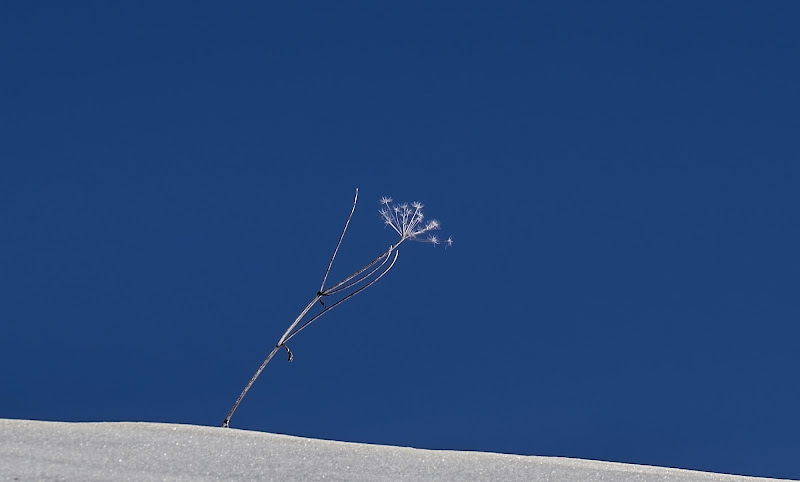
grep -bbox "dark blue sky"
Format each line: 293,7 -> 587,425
2,1 -> 799,479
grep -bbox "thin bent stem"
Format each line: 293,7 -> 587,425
222,344 -> 281,428
319,189 -> 358,294
222,294 -> 321,428
324,239 -> 404,294
276,295 -> 322,347
324,245 -> 394,295
284,250 -> 399,344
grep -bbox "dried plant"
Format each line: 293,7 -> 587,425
222,189 -> 450,428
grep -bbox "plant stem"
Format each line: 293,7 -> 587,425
221,190 -> 419,428
222,294 -> 322,427
283,250 -> 398,345
221,345 -> 280,428
319,189 -> 358,293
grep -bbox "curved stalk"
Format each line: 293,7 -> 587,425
284,250 -> 399,344
221,293 -> 321,427
325,238 -> 404,294
324,247 -> 394,296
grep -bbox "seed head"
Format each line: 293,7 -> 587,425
379,196 -> 452,246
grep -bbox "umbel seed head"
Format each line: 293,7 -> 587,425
379,196 -> 452,246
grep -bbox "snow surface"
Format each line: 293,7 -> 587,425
0,419 -> 788,482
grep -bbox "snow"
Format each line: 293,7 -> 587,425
0,419 -> 787,481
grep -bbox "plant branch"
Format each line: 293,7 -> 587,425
221,294 -> 321,428
284,250 -> 399,344
319,188 -> 358,294
324,246 -> 394,296
221,344 -> 280,428
324,239 -> 404,294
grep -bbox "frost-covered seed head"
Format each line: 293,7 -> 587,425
379,196 -> 451,246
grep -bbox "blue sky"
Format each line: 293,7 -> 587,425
1,1 -> 799,479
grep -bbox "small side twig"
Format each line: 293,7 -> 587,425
319,189 -> 358,294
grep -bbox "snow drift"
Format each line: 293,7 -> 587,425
0,419 -> 787,481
